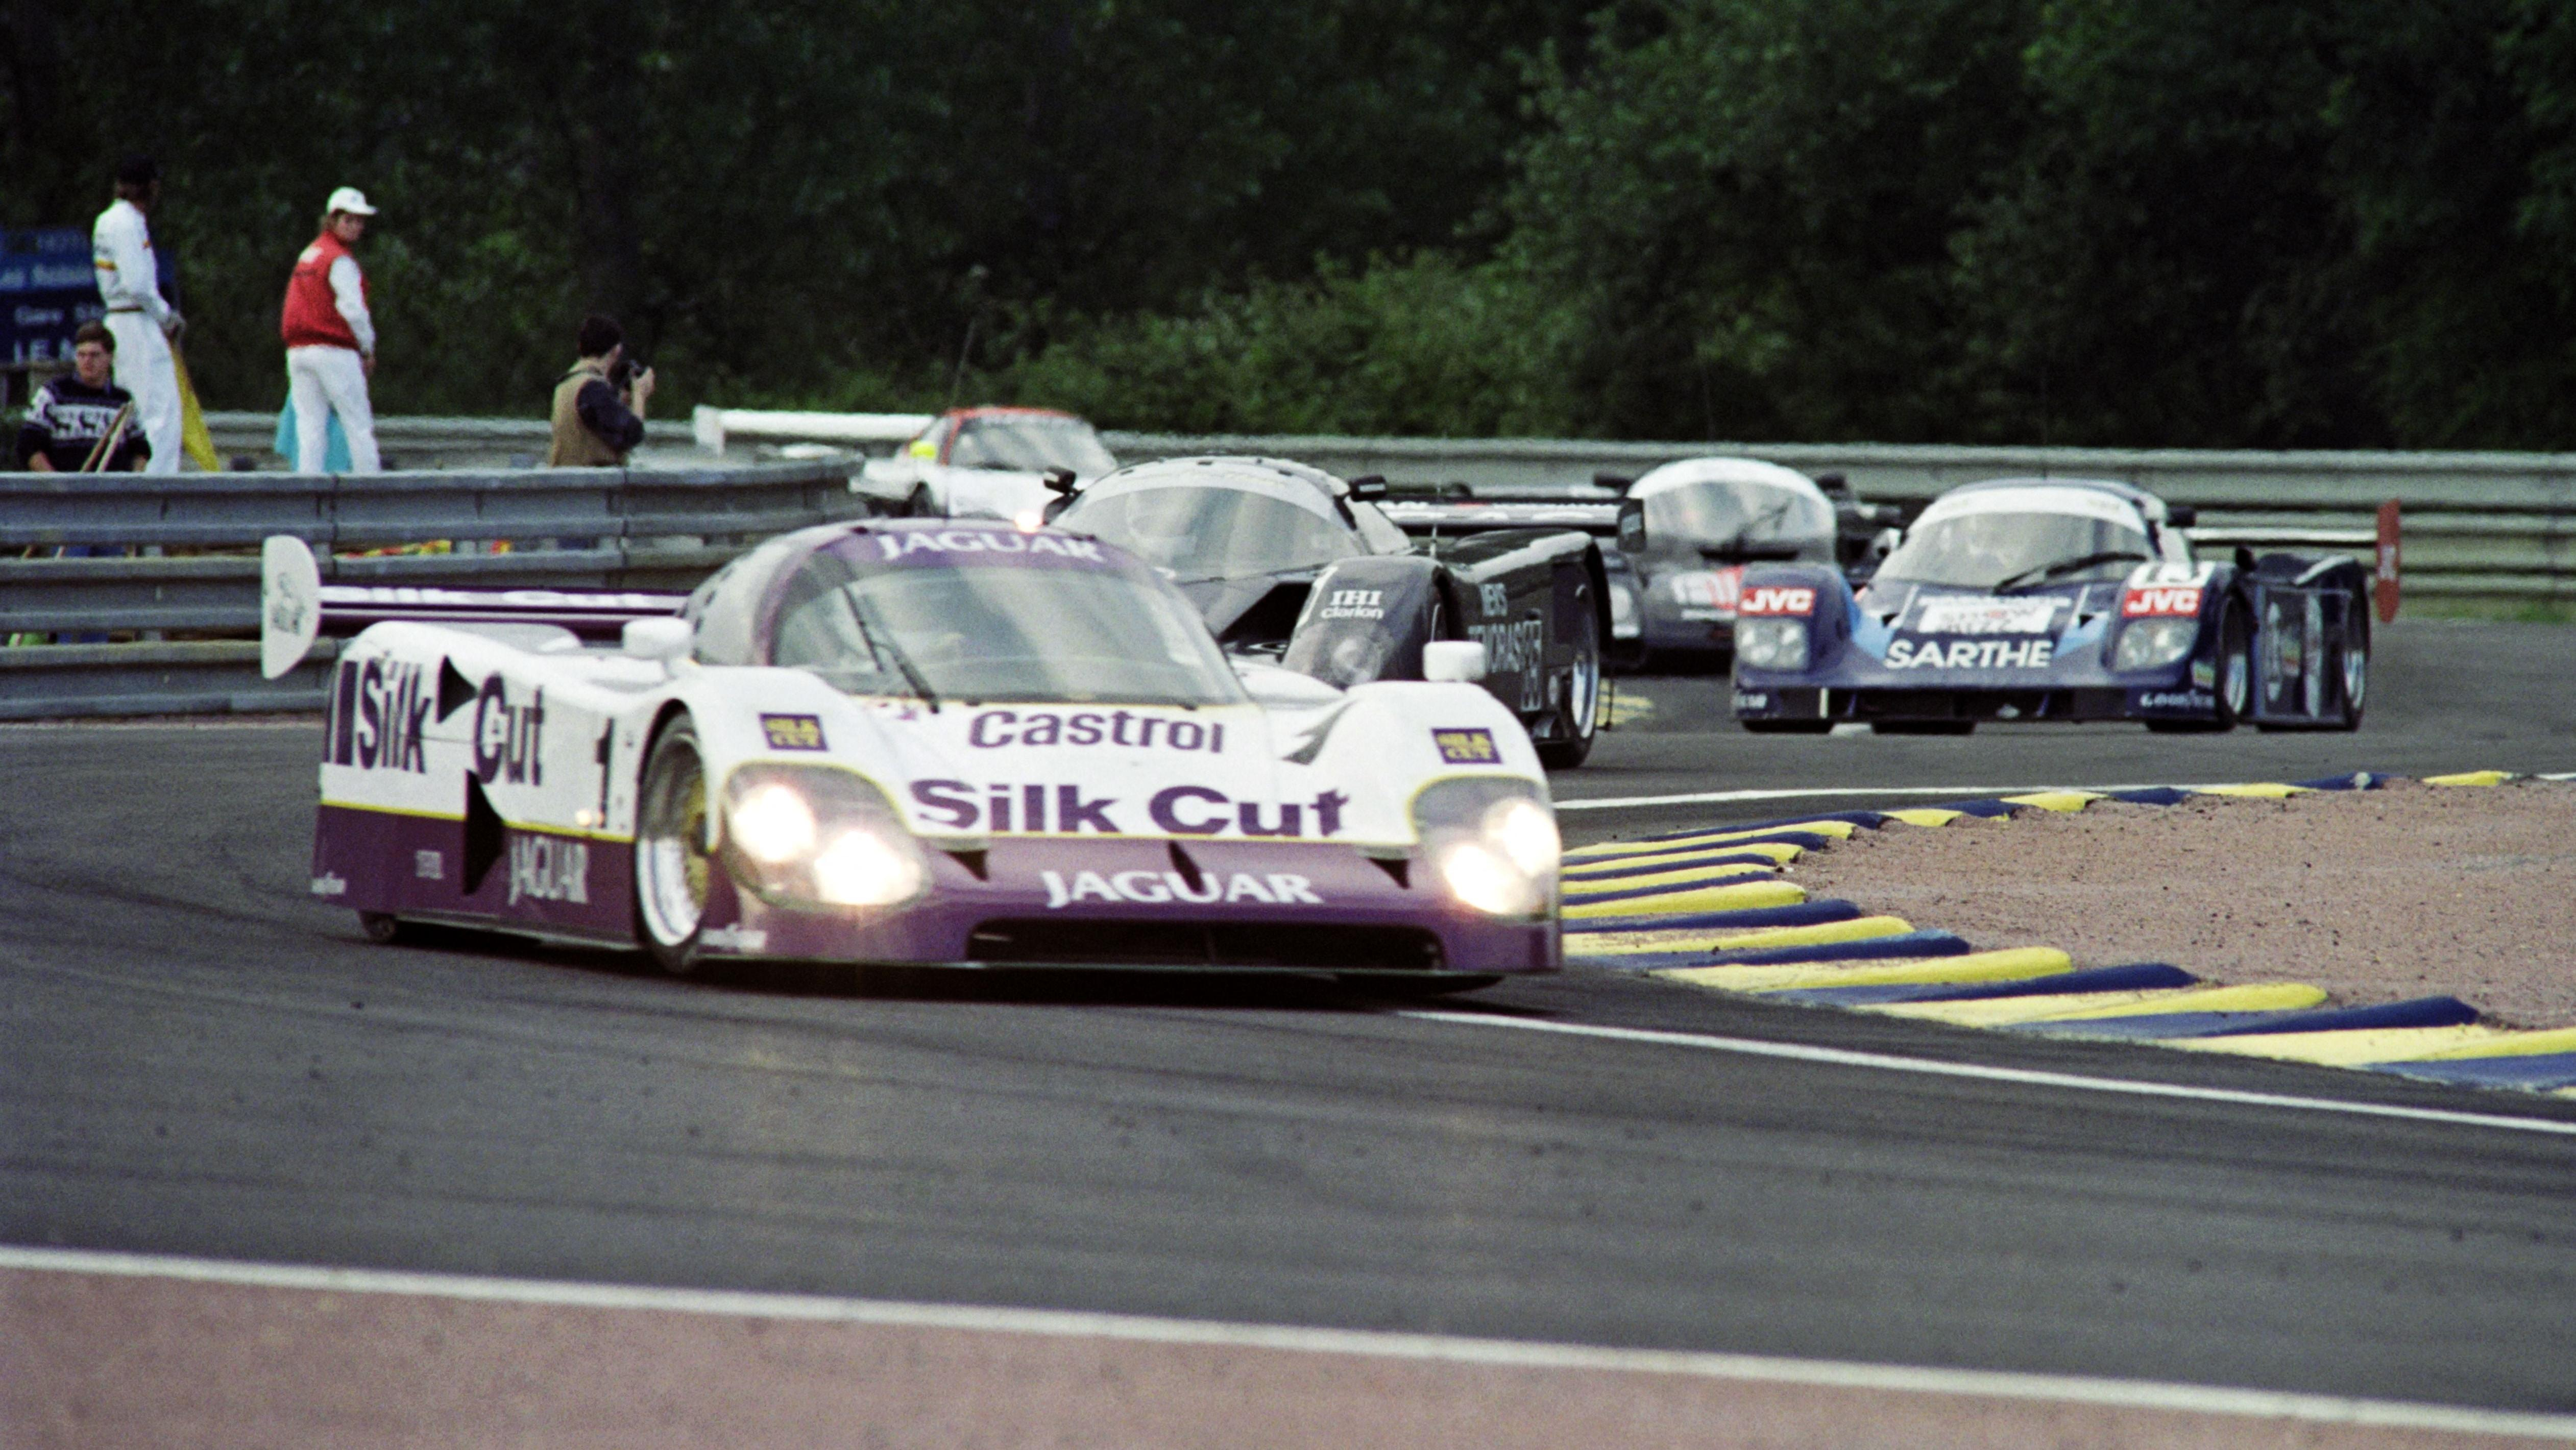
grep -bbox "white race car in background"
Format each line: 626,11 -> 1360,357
262,519 -> 1559,987
855,407 -> 1119,524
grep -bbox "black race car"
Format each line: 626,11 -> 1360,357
1730,477 -> 2372,734
1053,456 -> 1611,767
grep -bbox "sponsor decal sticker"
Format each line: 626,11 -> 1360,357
1316,588 -> 1384,621
471,677 -> 545,785
1479,582 -> 1510,615
1431,727 -> 1500,765
1670,568 -> 1744,611
2191,658 -> 2217,687
908,780 -> 1349,839
1466,617 -> 1546,706
873,530 -> 1103,562
1040,869 -> 1325,909
310,872 -> 348,897
329,657 -> 430,774
506,833 -> 589,906
966,708 -> 1225,754
700,924 -> 769,951
2139,690 -> 2216,710
1731,690 -> 1771,710
414,850 -> 445,881
2122,586 -> 2203,618
1912,596 -> 2059,635
761,714 -> 828,751
1885,637 -> 2057,670
1737,585 -> 1816,617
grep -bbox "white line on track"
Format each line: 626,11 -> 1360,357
1405,1011 -> 2576,1139
1553,782 -> 2166,812
7,1243 -> 2574,1439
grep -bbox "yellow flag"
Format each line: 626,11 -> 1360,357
171,347 -> 222,472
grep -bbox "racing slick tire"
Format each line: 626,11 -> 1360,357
2148,597 -> 2252,734
1871,720 -> 1975,735
634,716 -> 730,976
2330,592 -> 2369,731
357,911 -> 411,944
1535,580 -> 1602,770
1740,719 -> 1834,735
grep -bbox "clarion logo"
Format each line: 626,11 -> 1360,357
2122,586 -> 2203,618
1737,586 -> 1816,617
1040,870 -> 1324,908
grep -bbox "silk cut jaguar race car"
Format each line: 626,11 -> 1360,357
1729,478 -> 2371,734
259,519 -> 1560,986
1052,456 -> 1611,768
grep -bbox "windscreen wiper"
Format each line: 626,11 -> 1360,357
838,589 -> 941,712
1993,549 -> 2150,593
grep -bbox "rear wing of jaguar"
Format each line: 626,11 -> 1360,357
1377,501 -> 1622,538
258,536 -> 688,679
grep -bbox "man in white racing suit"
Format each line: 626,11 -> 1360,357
90,155 -> 183,475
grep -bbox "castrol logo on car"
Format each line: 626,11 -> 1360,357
2121,586 -> 2202,618
1737,585 -> 1817,617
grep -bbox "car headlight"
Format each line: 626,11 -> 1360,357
2113,617 -> 2198,671
1735,617 -> 1809,671
1412,777 -> 1557,919
721,764 -> 929,910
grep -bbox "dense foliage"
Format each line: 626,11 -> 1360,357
5,0 -> 2574,446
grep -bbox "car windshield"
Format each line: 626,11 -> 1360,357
1643,480 -> 1833,549
946,415 -> 1118,475
1062,484 -> 1364,583
768,547 -> 1243,705
1878,510 -> 2155,591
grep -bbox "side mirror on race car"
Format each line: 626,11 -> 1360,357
1422,640 -> 1489,683
622,616 -> 694,662
2165,505 -> 2198,528
1041,468 -> 1078,496
1870,526 -> 1901,560
1616,498 -> 1646,552
259,534 -> 325,680
1347,474 -> 1389,501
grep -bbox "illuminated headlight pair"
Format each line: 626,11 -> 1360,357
2113,618 -> 2198,671
722,765 -> 929,909
1734,618 -> 1809,670
1413,778 -> 1559,919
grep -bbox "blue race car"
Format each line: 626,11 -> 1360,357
1729,478 -> 2371,735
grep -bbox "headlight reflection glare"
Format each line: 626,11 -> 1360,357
811,827 -> 928,906
1488,796 -> 1560,878
1412,777 -> 1557,919
1438,842 -> 1532,916
732,783 -> 818,863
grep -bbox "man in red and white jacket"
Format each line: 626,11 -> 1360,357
279,186 -> 382,473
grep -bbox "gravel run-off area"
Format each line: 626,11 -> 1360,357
1787,779 -> 2576,1028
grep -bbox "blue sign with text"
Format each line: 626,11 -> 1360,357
2,228 -> 105,367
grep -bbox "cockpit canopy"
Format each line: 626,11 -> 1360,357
1875,481 -> 2190,593
1058,457 -> 1409,583
683,522 -> 1246,706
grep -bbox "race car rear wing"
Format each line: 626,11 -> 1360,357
259,535 -> 688,679
1377,500 -> 1622,537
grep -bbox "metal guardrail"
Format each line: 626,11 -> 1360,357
0,458 -> 859,720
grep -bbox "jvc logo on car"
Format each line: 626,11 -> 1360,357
2122,587 -> 2202,617
473,677 -> 545,785
1738,586 -> 1815,616
506,833 -> 588,906
327,657 -> 429,773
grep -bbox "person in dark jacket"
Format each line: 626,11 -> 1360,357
15,323 -> 151,473
545,314 -> 655,466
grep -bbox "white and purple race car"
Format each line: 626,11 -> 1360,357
260,519 -> 1560,988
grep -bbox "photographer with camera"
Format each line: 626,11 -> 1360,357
545,314 -> 655,466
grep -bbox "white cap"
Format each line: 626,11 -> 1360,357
325,186 -> 378,217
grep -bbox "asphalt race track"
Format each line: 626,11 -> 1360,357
5,617 -> 2575,1419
